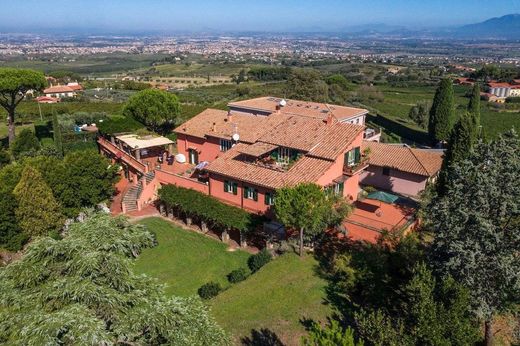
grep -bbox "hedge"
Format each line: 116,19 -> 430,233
158,184 -> 264,233
97,116 -> 145,135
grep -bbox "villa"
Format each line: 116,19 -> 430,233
97,96 -> 442,242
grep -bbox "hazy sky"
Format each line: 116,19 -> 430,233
1,0 -> 519,33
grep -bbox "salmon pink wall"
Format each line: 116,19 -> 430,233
136,178 -> 160,210
176,134 -> 224,163
155,169 -> 209,194
316,131 -> 364,201
209,174 -> 273,214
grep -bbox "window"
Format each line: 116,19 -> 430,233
264,192 -> 274,205
224,180 -> 238,195
243,186 -> 258,201
382,167 -> 391,176
278,147 -> 291,163
188,149 -> 199,165
220,139 -> 232,152
334,182 -> 344,196
344,147 -> 361,167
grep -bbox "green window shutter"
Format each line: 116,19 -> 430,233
253,189 -> 258,201
243,186 -> 249,198
354,147 -> 361,163
264,192 -> 270,205
224,180 -> 229,192
339,182 -> 344,195
232,182 -> 238,195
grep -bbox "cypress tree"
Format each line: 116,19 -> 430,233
13,165 -> 64,237
437,113 -> 476,195
467,83 -> 481,139
428,78 -> 455,145
52,111 -> 63,156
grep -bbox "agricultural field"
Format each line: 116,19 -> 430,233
363,84 -> 520,142
0,54 -> 166,75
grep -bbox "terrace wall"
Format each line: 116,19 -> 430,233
155,169 -> 209,194
359,166 -> 427,197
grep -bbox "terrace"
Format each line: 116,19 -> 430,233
237,143 -> 304,172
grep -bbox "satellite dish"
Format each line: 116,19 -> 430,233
279,99 -> 287,107
232,133 -> 240,141
175,153 -> 186,163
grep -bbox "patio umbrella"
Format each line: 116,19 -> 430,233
195,161 -> 209,170
366,191 -> 399,204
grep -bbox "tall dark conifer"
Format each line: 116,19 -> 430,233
437,113 -> 476,195
467,82 -> 481,139
52,111 -> 63,157
428,78 -> 455,145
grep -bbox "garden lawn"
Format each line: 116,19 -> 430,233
133,217 -> 249,297
211,253 -> 332,346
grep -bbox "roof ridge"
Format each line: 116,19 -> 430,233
408,147 -> 431,176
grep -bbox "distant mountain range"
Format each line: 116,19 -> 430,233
339,14 -> 520,39
453,14 -> 520,39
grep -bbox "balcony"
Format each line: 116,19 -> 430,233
363,127 -> 382,142
344,158 -> 370,176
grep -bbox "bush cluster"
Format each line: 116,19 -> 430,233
97,116 -> 145,135
248,249 -> 272,273
198,282 -> 222,300
159,185 -> 264,232
227,268 -> 250,284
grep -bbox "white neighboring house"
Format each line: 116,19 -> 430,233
43,85 -> 76,99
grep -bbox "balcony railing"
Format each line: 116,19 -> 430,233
344,158 -> 370,176
98,137 -> 148,173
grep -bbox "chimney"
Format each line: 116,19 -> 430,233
325,112 -> 334,125
212,122 -> 217,132
227,110 -> 233,122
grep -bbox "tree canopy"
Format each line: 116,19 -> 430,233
427,130 -> 520,345
10,128 -> 41,159
13,165 -> 64,237
428,78 -> 456,145
0,68 -> 47,145
275,183 -> 331,256
285,68 -> 329,103
0,213 -> 229,345
123,89 -> 181,132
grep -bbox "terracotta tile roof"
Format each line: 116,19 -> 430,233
43,85 -> 75,93
205,143 -> 334,190
228,96 -> 368,121
362,141 -> 443,177
237,142 -> 278,157
174,109 -> 285,143
487,82 -> 512,88
259,116 -> 364,160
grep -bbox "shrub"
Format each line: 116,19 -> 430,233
198,282 -> 222,300
248,249 -> 272,273
11,129 -> 41,159
97,116 -> 145,135
227,268 -> 250,284
159,185 -> 264,233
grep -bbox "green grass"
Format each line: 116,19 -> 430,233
133,217 -> 249,297
133,217 -> 331,345
211,253 -> 332,345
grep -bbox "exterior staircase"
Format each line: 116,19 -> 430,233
122,172 -> 155,213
